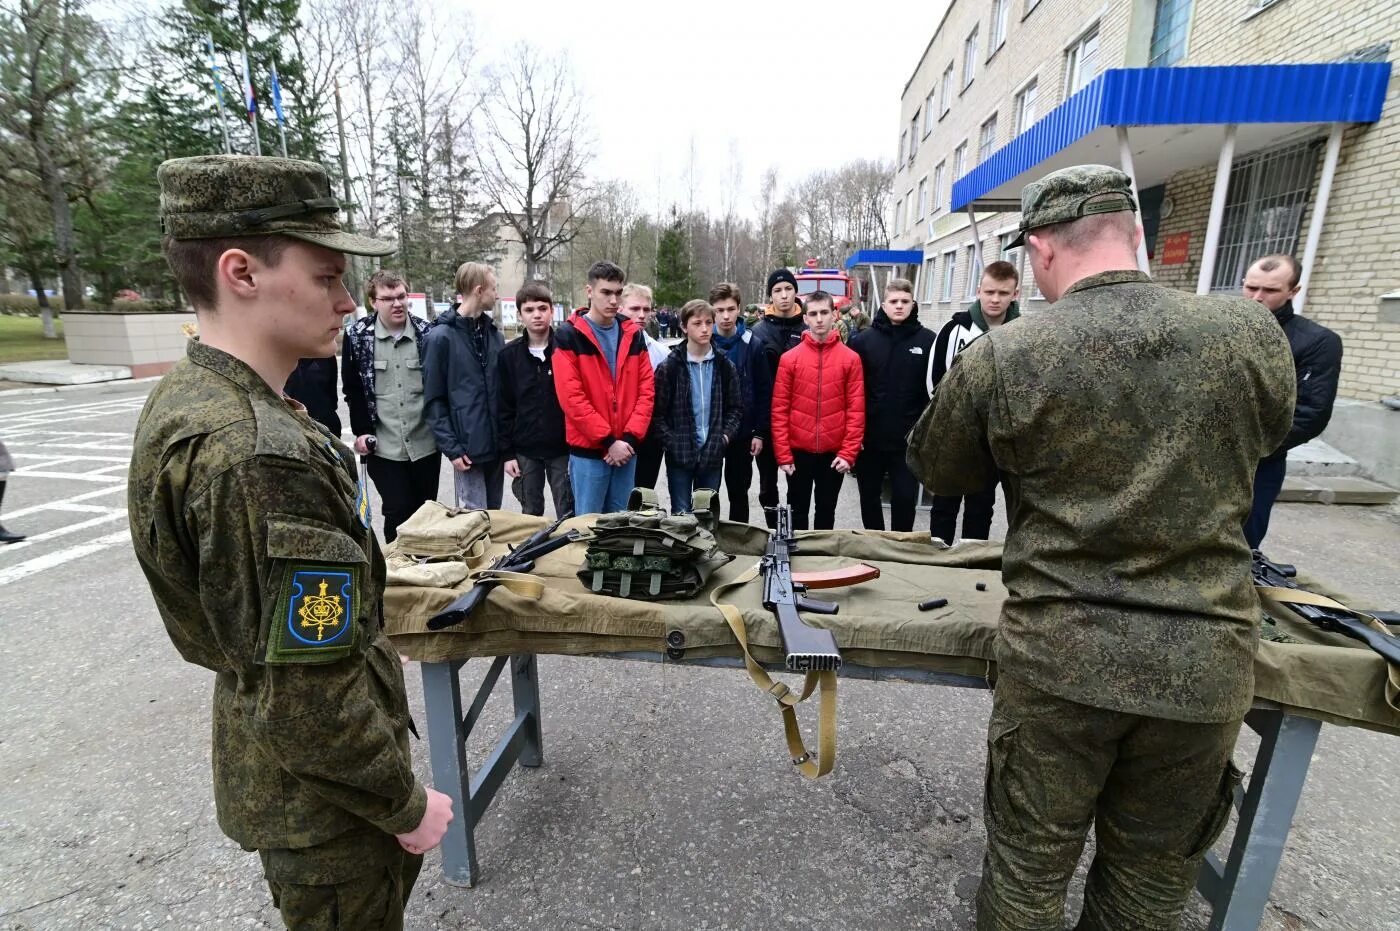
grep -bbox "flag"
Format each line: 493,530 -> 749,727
205,34 -> 226,108
241,48 -> 257,119
269,64 -> 286,126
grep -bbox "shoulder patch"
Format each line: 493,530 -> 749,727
266,564 -> 358,664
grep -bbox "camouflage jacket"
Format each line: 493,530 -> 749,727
907,270 -> 1295,723
128,339 -> 425,858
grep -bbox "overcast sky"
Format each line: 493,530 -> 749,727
465,0 -> 951,215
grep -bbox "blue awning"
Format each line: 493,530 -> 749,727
951,62 -> 1391,213
844,249 -> 924,269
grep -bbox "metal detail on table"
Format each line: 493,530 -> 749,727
420,651 -> 1324,928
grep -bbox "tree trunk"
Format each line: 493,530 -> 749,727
26,266 -> 57,339
31,130 -> 84,311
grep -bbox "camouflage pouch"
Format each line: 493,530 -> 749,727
577,487 -> 732,600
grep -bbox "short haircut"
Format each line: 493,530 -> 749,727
884,277 -> 914,297
679,299 -> 715,325
804,290 -> 834,311
981,260 -> 1020,285
621,282 -> 653,303
365,269 -> 407,309
587,260 -> 625,285
454,261 -> 494,298
1249,254 -> 1302,289
1033,211 -> 1136,253
709,282 -> 742,305
162,234 -> 293,313
516,281 -> 553,307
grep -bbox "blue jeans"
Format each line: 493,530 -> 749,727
1244,456 -> 1287,549
569,454 -> 637,516
667,463 -> 722,514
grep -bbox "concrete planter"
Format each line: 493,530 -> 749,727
61,311 -> 195,378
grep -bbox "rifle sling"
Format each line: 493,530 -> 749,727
710,563 -> 837,779
1258,586 -> 1400,706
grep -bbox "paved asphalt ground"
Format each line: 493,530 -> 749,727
2,379 -> 1398,931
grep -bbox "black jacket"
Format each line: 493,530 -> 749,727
712,322 -> 772,442
497,332 -> 568,461
421,307 -> 505,462
750,311 -> 807,372
849,310 -> 937,451
653,344 -> 743,472
285,357 -> 341,436
1266,301 -> 1343,461
928,309 -> 986,390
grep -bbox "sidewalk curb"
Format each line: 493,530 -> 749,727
0,375 -> 163,398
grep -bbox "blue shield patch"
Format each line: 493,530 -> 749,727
266,565 -> 358,664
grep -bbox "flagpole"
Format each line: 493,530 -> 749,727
241,47 -> 261,154
206,34 -> 232,154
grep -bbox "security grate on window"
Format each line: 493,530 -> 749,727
1210,138 -> 1320,293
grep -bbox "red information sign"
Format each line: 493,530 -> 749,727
1161,232 -> 1191,266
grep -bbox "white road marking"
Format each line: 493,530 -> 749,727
47,502 -> 122,514
4,484 -> 127,519
8,470 -> 125,484
0,510 -> 130,553
9,452 -> 131,463
0,530 -> 132,587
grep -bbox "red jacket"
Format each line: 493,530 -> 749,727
771,330 -> 865,465
553,309 -> 656,457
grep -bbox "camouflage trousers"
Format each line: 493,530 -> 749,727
260,836 -> 423,931
977,675 -> 1243,931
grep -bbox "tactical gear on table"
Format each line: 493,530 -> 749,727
578,488 -> 732,599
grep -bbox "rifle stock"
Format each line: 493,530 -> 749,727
426,520 -> 578,630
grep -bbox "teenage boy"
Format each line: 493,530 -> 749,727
926,260 -> 1022,543
771,291 -> 865,530
849,278 -> 936,531
342,269 -> 439,542
129,155 -> 451,928
423,262 -> 505,509
750,268 -> 807,527
709,282 -> 771,524
498,282 -> 573,518
553,261 -> 655,514
620,282 -> 669,490
654,299 -> 742,513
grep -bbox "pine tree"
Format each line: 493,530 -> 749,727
654,215 -> 696,310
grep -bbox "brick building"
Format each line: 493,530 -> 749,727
887,0 -> 1397,400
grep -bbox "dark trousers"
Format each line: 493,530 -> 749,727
262,846 -> 423,931
978,676 -> 1241,931
787,450 -> 844,531
512,453 -> 573,517
365,453 -> 442,543
722,440 -> 755,524
756,442 -> 782,528
634,433 -> 664,491
1245,456 -> 1287,550
854,446 -> 920,532
929,482 -> 997,544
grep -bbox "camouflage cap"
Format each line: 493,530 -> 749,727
158,155 -> 394,257
1008,164 -> 1137,247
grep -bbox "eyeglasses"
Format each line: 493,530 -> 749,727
374,295 -> 408,305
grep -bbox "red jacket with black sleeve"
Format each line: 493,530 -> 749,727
553,309 -> 656,458
771,330 -> 865,465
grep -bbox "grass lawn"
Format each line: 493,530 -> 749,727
0,315 -> 67,364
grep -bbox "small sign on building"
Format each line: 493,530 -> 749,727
406,293 -> 430,319
1161,232 -> 1191,266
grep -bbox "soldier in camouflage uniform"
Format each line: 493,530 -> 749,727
906,165 -> 1296,930
128,155 -> 453,930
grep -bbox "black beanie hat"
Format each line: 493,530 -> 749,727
766,268 -> 798,296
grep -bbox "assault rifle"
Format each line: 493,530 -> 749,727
427,514 -> 579,630
1252,550 -> 1400,665
761,505 -> 880,672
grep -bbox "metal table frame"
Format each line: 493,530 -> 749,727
420,653 -> 1321,931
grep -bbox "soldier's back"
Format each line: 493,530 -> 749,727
982,270 -> 1294,723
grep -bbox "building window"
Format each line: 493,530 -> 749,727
990,0 -> 1011,52
923,90 -> 935,134
999,231 -> 1025,292
1025,0 -> 1042,13
1065,23 -> 1101,96
910,113 -> 920,162
923,258 -> 938,302
1014,79 -> 1039,134
940,64 -> 954,115
1149,0 -> 1193,68
932,162 -> 946,215
963,27 -> 979,89
906,189 -> 916,231
1211,138 -> 1320,292
894,198 -> 904,236
941,250 -> 957,301
965,245 -> 982,299
978,114 -> 999,164
899,130 -> 907,166
917,177 -> 928,220
953,142 -> 967,179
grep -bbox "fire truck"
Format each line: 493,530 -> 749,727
793,258 -> 858,314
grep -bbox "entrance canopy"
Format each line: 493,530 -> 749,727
951,63 -> 1390,213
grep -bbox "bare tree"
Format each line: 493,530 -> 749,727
718,140 -> 742,281
474,44 -> 593,281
